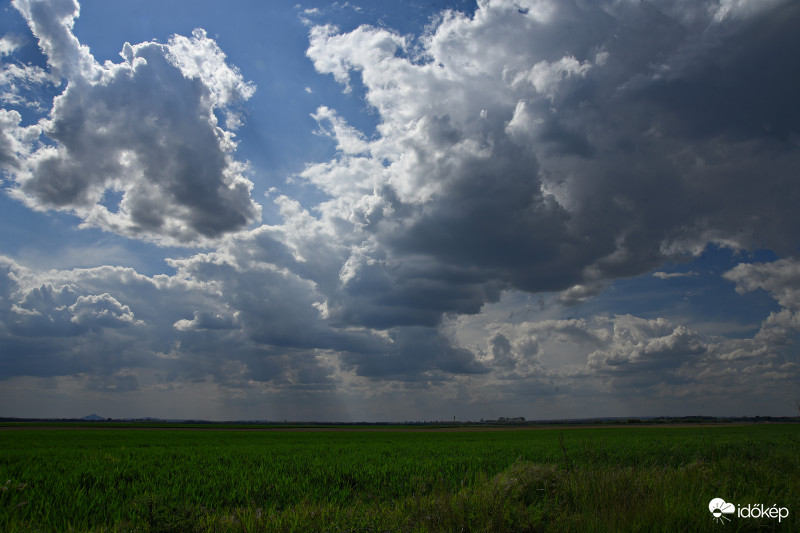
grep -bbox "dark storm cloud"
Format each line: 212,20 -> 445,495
333,249 -> 504,328
0,256 -> 309,388
166,232 -> 491,381
490,332 -> 517,369
304,0 -> 800,328
0,258 -> 154,379
389,147 -> 577,294
339,325 -> 489,380
637,2 -> 800,143
0,257 -> 252,388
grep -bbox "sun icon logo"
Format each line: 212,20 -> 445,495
709,498 -> 736,524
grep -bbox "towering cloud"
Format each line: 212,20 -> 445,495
299,0 -> 800,325
5,0 -> 260,244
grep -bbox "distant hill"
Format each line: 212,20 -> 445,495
81,414 -> 105,421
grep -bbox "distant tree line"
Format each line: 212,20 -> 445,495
479,417 -> 526,425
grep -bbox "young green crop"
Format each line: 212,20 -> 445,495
0,424 -> 797,531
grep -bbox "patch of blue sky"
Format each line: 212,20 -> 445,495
0,191 -> 178,275
97,188 -> 123,213
575,245 -> 782,338
0,9 -> 57,122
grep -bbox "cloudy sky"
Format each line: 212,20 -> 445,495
1,0 -> 798,421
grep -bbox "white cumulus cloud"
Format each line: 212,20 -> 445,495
4,0 -> 261,245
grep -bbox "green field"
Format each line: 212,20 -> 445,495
1,424 -> 798,531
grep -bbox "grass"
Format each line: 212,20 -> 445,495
0,424 -> 798,531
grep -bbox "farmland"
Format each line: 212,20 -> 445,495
1,424 -> 798,531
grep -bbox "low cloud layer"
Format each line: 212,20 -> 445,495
1,0 -> 798,419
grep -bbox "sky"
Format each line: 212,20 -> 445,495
0,0 -> 798,421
